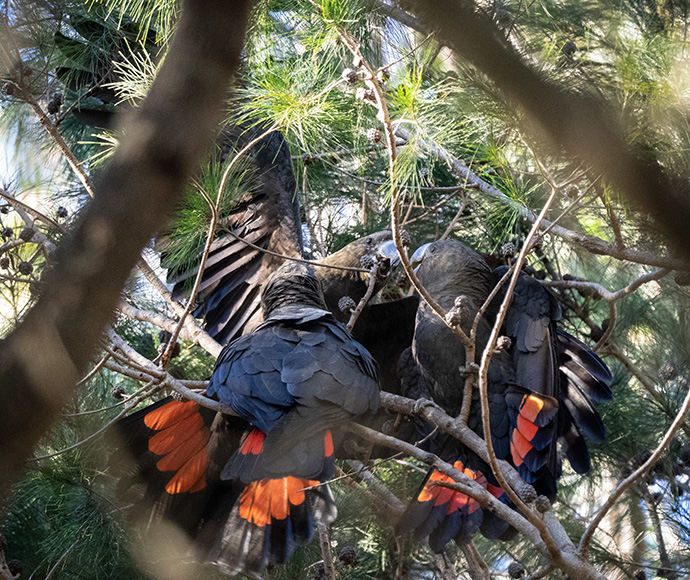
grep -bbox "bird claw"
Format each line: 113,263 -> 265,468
445,296 -> 471,327
494,336 -> 512,353
413,398 -> 434,414
458,363 -> 479,377
171,390 -> 187,402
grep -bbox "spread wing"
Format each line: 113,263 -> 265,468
162,126 -> 302,344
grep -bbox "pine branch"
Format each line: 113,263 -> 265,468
578,379 -> 690,557
394,126 -> 688,271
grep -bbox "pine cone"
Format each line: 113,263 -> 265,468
590,325 -> 604,342
338,545 -> 357,566
516,482 -> 537,503
339,296 -> 356,314
0,257 -> 9,269
496,336 -> 512,351
0,205 -> 9,214
2,227 -> 12,239
111,385 -> 126,399
56,206 -> 68,219
508,561 -> 525,578
19,227 -> 35,242
171,390 -> 187,402
366,128 -> 382,143
7,559 -> 22,577
534,495 -> 551,513
2,83 -> 14,96
341,68 -> 358,84
47,92 -> 62,114
500,242 -> 516,259
399,229 -> 411,247
17,261 -> 32,276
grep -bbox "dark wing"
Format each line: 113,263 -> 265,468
556,329 -> 612,473
162,126 -> 302,345
495,268 -> 562,496
495,267 -> 613,488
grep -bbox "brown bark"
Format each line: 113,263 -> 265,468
0,0 -> 253,501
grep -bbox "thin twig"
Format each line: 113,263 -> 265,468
440,198 -> 469,240
476,185 -> 559,551
346,263 -> 381,331
29,381 -> 158,462
44,540 -> 78,580
76,353 -> 111,386
578,378 -> 690,556
540,268 -> 671,303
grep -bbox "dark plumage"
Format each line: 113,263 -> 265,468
160,126 -> 399,345
116,262 -> 380,577
397,240 -> 612,551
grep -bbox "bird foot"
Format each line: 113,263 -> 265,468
413,398 -> 434,414
458,362 -> 479,377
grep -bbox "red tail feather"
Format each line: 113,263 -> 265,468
239,477 -> 319,527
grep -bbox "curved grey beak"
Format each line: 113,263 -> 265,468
378,239 -> 400,268
410,243 -> 431,270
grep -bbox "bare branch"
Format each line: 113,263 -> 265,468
317,523 -> 336,580
541,268 -> 671,303
578,377 -> 690,556
346,263 -> 382,331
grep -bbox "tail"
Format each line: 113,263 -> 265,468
505,389 -> 560,497
116,403 -> 338,576
202,427 -> 337,574
556,330 -> 613,474
397,453 -> 511,552
206,477 -> 337,576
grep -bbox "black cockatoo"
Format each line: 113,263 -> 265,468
397,239 -> 612,551
117,261 -> 380,576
